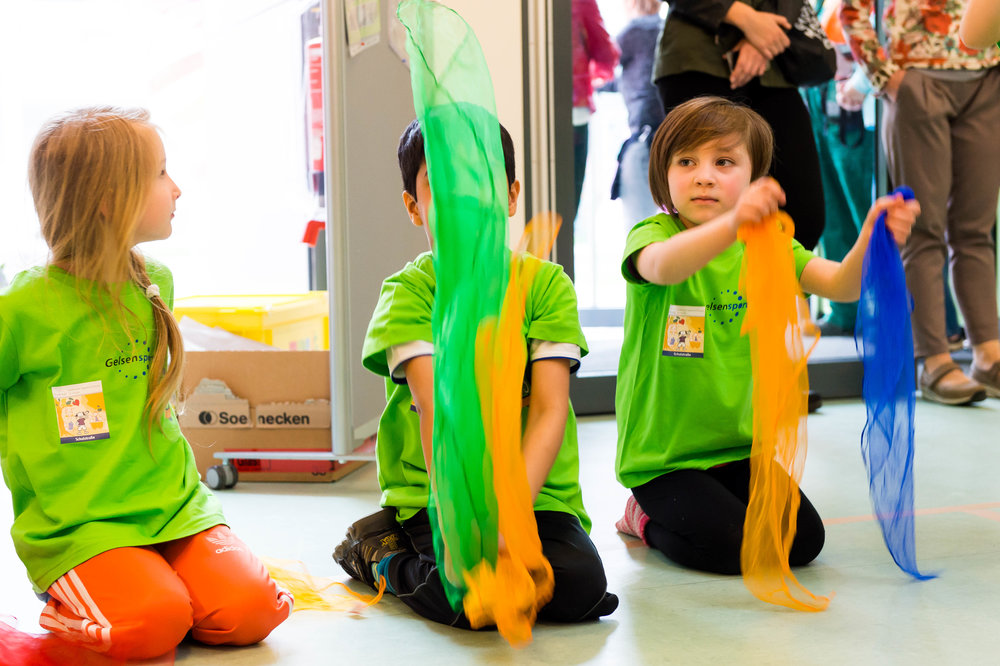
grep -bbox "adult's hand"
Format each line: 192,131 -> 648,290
727,3 -> 791,59
884,69 -> 906,102
729,40 -> 770,88
835,79 -> 865,111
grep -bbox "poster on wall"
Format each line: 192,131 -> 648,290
345,0 -> 380,56
388,0 -> 409,65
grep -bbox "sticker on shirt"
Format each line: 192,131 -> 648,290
52,381 -> 111,443
663,305 -> 705,358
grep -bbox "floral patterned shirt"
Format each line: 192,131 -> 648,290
839,0 -> 1000,93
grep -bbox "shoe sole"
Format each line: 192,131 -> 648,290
920,387 -> 987,405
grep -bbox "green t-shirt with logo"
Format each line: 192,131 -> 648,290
0,259 -> 225,593
615,213 -> 815,488
362,251 -> 593,532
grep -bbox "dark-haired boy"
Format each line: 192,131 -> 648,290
333,119 -> 617,628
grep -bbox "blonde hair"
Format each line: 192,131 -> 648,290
28,106 -> 184,436
648,96 -> 774,213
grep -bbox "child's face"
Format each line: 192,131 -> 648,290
133,130 -> 181,245
667,136 -> 752,229
402,160 -> 520,250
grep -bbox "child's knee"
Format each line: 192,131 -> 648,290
543,557 -> 610,622
106,591 -> 193,660
191,579 -> 292,646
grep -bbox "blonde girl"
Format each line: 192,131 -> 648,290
0,107 -> 291,660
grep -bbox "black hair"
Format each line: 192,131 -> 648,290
397,118 -> 516,201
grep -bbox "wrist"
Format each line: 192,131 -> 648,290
725,1 -> 752,28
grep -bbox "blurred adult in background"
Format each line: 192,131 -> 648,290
572,0 -> 620,219
610,0 -> 666,228
806,0 -> 875,335
840,0 -> 1000,404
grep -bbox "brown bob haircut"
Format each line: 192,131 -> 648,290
648,96 -> 774,213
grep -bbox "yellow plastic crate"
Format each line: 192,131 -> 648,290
174,293 -> 329,350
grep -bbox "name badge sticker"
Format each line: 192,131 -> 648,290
52,381 -> 111,443
663,305 -> 706,358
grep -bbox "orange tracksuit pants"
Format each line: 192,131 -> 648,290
39,525 -> 292,660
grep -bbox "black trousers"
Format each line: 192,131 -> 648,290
631,458 -> 825,575
656,72 -> 826,251
388,509 -> 613,628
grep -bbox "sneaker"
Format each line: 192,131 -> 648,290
615,496 -> 650,545
919,361 -> 986,406
333,507 -> 410,589
971,361 -> 1000,399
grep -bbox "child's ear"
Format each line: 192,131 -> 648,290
402,190 -> 423,227
507,179 -> 521,218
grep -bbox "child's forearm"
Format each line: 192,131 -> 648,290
522,406 -> 567,502
830,224 -> 873,301
404,355 -> 436,472
418,405 -> 434,472
521,359 -> 571,502
637,214 -> 738,285
799,225 -> 873,302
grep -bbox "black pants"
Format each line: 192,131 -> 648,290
631,458 -> 825,575
388,509 -> 613,628
656,72 -> 826,251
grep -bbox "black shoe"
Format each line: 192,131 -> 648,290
807,390 -> 822,413
333,507 -> 409,589
582,592 -> 620,621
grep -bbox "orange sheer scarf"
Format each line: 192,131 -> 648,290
738,212 -> 829,612
464,215 -> 563,645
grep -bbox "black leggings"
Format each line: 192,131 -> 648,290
387,509 -> 615,628
631,458 -> 825,574
656,72 -> 826,251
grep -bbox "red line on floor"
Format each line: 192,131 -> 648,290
824,501 -> 1000,526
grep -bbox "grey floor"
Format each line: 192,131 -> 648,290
3,397 -> 1000,664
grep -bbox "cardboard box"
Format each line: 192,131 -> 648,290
180,350 -> 369,482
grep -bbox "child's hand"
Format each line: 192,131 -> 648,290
864,193 -> 920,246
730,177 -> 786,234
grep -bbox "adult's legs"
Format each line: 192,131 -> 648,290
944,68 -> 1000,373
619,131 -> 660,228
748,84 -> 826,250
573,122 -> 589,219
805,84 -> 873,332
631,458 -> 825,575
882,70 -> 953,360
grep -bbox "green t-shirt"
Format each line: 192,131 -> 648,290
0,259 -> 225,593
615,213 -> 815,488
362,251 -> 593,532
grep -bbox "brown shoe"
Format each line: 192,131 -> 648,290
971,361 -> 1000,399
919,361 -> 986,405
